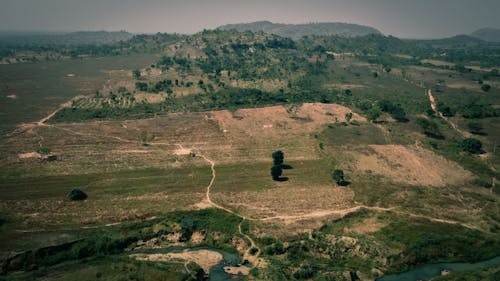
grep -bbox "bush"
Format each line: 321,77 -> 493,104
461,138 -> 483,154
67,189 -> 87,201
36,147 -> 51,155
481,84 -> 491,92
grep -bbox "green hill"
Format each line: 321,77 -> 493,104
218,21 -> 381,40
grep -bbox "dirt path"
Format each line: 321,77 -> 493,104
187,146 -> 262,270
427,89 -> 469,137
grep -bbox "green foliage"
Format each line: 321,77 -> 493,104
132,69 -> 141,79
272,150 -> 284,166
265,242 -> 286,255
331,169 -> 345,185
377,219 -> 500,272
467,121 -> 484,135
481,84 -> 491,92
378,100 -> 407,121
471,177 -> 493,188
36,146 -> 51,155
416,118 -> 444,139
436,102 -> 454,117
293,263 -> 319,279
461,138 -> 483,154
135,82 -> 148,91
67,188 -> 87,201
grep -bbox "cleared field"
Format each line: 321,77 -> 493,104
0,54 -> 157,134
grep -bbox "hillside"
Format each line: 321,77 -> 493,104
218,21 -> 381,39
0,28 -> 499,281
471,27 -> 500,42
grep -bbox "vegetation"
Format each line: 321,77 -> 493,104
462,138 -> 483,154
272,150 -> 284,166
36,146 -> 52,155
331,169 -> 345,186
1,24 -> 500,281
67,188 -> 87,201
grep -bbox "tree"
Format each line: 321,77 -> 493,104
36,147 -> 51,155
68,188 -> 87,201
332,169 -> 345,185
481,84 -> 491,92
462,138 -> 483,154
135,82 -> 148,91
345,112 -> 353,122
366,108 -> 381,122
272,150 -> 284,166
416,117 -> 443,139
132,69 -> 141,79
271,165 -> 283,181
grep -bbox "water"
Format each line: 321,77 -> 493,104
377,256 -> 500,281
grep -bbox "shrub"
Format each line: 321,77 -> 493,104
461,138 -> 483,154
67,189 -> 87,201
36,147 -> 51,155
481,84 -> 491,92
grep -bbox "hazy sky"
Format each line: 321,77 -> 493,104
1,0 -> 499,38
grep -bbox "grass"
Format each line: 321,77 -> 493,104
0,54 -> 157,134
1,256 -> 190,281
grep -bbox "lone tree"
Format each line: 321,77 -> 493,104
67,188 -> 87,201
332,169 -> 345,185
272,150 -> 284,166
271,165 -> 283,181
132,69 -> 141,79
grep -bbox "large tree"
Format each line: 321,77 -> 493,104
272,150 -> 284,166
332,169 -> 345,185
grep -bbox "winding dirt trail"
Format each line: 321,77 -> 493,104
181,144 -> 262,269
427,89 -> 469,137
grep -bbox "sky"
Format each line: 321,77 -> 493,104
0,0 -> 499,38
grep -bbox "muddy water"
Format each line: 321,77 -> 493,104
377,256 -> 500,281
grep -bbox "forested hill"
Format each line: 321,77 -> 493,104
218,21 -> 381,40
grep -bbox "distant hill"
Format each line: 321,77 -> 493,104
0,31 -> 134,46
218,21 -> 381,40
470,28 -> 500,42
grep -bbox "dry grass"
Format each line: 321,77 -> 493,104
354,145 -> 472,187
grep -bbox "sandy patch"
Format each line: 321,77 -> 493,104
224,265 -> 251,275
210,103 -> 365,141
191,231 -> 205,244
173,147 -> 192,155
18,152 -> 41,159
356,145 -> 472,186
130,249 -> 223,272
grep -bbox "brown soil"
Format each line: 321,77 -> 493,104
355,144 -> 472,187
18,152 -> 41,159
